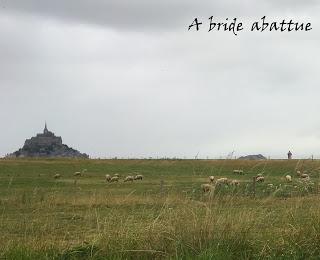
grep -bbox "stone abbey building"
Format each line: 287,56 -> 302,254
8,123 -> 88,158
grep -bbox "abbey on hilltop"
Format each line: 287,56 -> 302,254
7,123 -> 89,158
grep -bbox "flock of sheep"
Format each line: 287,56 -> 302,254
53,170 -> 143,184
201,169 -> 312,193
52,167 -> 313,193
105,173 -> 143,183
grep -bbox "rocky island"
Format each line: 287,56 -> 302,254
238,154 -> 267,160
7,123 -> 89,158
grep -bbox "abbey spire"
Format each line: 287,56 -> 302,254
44,122 -> 48,134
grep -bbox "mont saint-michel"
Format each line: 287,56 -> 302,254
7,124 -> 89,158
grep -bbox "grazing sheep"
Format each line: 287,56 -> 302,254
105,174 -> 111,182
233,170 -> 244,175
114,174 -> 120,177
285,175 -> 292,182
110,176 -> 119,182
124,176 -> 134,182
216,177 -> 229,185
134,174 -> 143,180
256,173 -> 263,178
300,174 -> 310,182
201,184 -> 213,193
73,171 -> 81,177
54,174 -> 61,179
230,180 -> 240,186
256,176 -> 265,183
209,176 -> 215,183
300,177 -> 311,183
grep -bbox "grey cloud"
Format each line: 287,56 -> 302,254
1,0 -> 319,31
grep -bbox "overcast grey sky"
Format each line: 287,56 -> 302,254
1,1 -> 320,159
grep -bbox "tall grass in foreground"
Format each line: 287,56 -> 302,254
2,192 -> 320,259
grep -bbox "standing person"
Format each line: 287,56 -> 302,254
287,151 -> 292,160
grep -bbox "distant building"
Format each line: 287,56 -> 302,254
7,123 -> 89,158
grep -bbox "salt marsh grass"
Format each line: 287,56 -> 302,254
1,158 -> 320,259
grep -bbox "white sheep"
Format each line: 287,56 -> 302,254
256,173 -> 263,178
134,175 -> 143,180
124,176 -> 134,182
114,173 -> 120,177
230,180 -> 240,186
233,170 -> 244,175
300,173 -> 310,181
105,174 -> 111,182
110,176 -> 119,182
216,177 -> 229,185
54,174 -> 61,179
73,171 -> 81,177
201,184 -> 213,193
256,176 -> 265,183
285,175 -> 292,182
209,176 -> 215,183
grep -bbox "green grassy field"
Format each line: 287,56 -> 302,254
1,158 -> 320,259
